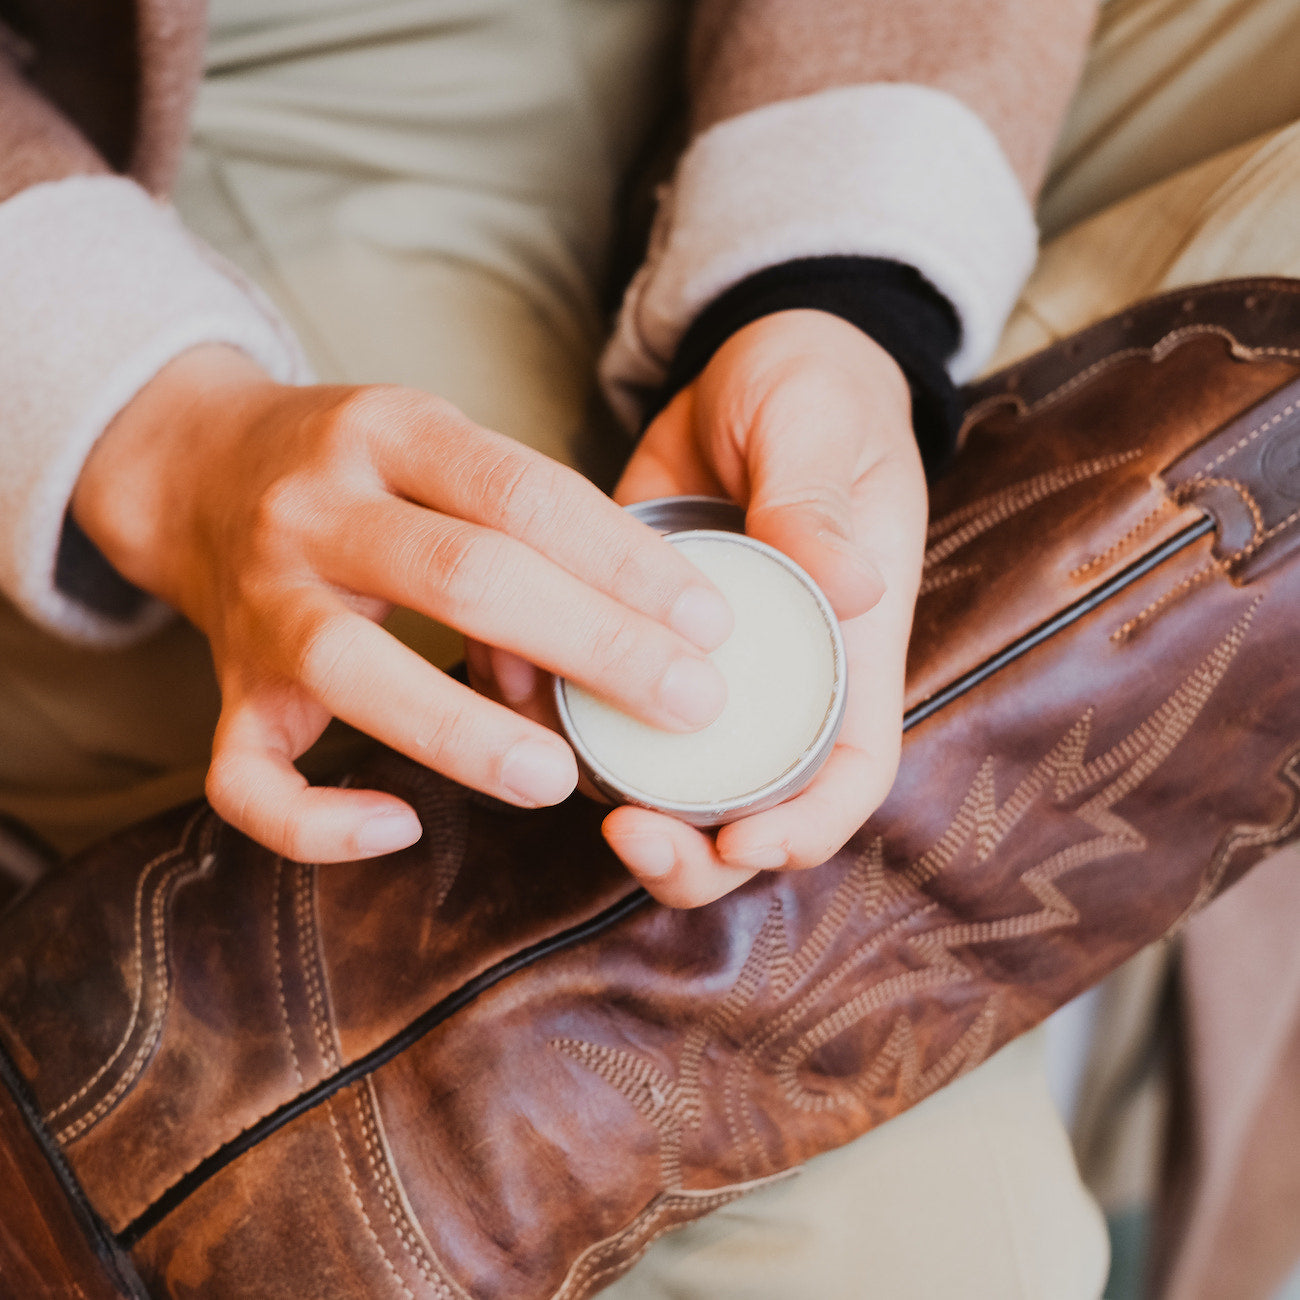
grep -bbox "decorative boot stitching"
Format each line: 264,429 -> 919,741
1110,561 -> 1219,643
965,328 -> 1300,434
775,604 -> 1255,1107
294,861 -> 340,1074
922,452 -> 1143,597
48,811 -> 218,1144
1071,500 -> 1176,578
1182,399 -> 1300,483
351,1077 -> 470,1300
854,996 -> 1002,1105
559,603 -> 1248,1154
116,891 -> 652,1249
918,562 -> 981,598
271,856 -> 305,1088
327,1096 -> 420,1300
925,451 -> 1142,564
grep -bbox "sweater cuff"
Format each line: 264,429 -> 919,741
600,82 -> 1037,429
0,175 -> 312,646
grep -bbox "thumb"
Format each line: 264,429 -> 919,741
614,388 -> 726,507
742,389 -> 886,620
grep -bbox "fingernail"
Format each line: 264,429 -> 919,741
501,740 -> 576,806
658,658 -> 727,728
615,833 -> 676,879
356,809 -> 423,857
722,845 -> 788,871
670,586 -> 733,651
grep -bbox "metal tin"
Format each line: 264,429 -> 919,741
554,496 -> 848,826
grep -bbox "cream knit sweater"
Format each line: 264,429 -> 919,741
0,0 -> 1097,643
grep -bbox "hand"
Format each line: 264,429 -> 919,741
602,310 -> 928,906
72,346 -> 735,863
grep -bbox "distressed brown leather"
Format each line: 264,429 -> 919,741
6,278 -> 1300,1298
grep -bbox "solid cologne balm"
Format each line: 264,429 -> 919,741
556,497 -> 847,826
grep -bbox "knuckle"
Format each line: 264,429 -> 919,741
276,814 -> 316,865
292,614 -> 362,698
251,476 -> 312,543
586,611 -> 646,676
328,385 -> 457,456
419,528 -> 495,614
478,452 -> 554,537
328,384 -> 402,432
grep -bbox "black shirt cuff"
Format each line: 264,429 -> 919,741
647,256 -> 963,481
55,513 -> 150,621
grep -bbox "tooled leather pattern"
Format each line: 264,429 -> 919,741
324,1079 -> 474,1300
921,450 -> 1143,596
554,604 -> 1255,1197
275,832 -> 475,1300
42,810 -> 218,1146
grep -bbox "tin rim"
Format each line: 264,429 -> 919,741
554,524 -> 847,827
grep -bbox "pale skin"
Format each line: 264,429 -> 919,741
56,0 -> 1095,908
469,310 -> 926,906
72,310 -> 924,906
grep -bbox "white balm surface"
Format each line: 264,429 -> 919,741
564,535 -> 838,807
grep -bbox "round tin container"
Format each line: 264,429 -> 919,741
554,496 -> 848,826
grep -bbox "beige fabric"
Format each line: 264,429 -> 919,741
0,4 -> 1109,1297
989,3 -> 1300,1292
1168,852 -> 1300,1300
2,0 -> 1300,1295
604,1033 -> 1108,1300
1037,0 -> 1300,239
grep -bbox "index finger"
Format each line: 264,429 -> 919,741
370,397 -> 735,652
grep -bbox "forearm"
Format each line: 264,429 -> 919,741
688,0 -> 1099,197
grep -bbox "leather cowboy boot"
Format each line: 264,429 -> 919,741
4,278 -> 1300,1299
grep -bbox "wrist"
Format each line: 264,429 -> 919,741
649,259 -> 962,479
71,344 -> 277,614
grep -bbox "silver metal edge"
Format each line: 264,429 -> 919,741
554,527 -> 847,827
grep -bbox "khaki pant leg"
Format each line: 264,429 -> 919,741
991,8 -> 1300,1295
12,0 -> 1299,1295
0,0 -> 686,854
1039,0 -> 1300,238
606,1034 -> 1109,1300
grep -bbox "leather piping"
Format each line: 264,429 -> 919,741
115,511 -> 1216,1250
906,516 -> 1215,727
118,889 -> 654,1248
0,1034 -> 152,1298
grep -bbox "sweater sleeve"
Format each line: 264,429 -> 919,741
0,175 -> 312,646
600,0 -> 1098,436
599,83 -> 1035,432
